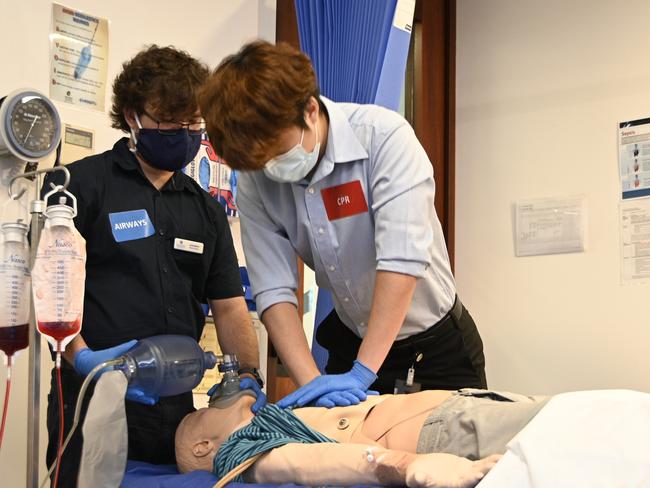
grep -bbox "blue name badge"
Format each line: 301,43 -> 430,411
109,209 -> 155,243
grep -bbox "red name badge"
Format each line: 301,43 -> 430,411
321,180 -> 369,221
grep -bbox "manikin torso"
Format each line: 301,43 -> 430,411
292,390 -> 454,451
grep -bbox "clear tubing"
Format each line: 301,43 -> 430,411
0,355 -> 13,451
39,358 -> 125,488
52,356 -> 63,488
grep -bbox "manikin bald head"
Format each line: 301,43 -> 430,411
175,396 -> 255,473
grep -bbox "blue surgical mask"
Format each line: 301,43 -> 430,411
129,114 -> 202,172
263,122 -> 320,183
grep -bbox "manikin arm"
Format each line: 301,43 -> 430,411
246,443 -> 500,488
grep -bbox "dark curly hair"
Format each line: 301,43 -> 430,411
110,45 -> 210,132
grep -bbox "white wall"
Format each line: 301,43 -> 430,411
456,0 -> 650,395
0,1 -> 273,485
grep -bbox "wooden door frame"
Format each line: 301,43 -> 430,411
412,0 -> 456,268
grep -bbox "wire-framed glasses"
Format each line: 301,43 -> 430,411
142,110 -> 206,135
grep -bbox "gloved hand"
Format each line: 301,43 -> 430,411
73,340 -> 159,405
276,360 -> 378,409
312,388 -> 380,408
125,387 -> 158,406
73,340 -> 138,377
239,377 -> 268,414
206,376 -> 268,414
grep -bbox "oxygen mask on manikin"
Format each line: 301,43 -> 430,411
208,353 -> 255,408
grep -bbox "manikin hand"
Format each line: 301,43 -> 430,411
405,453 -> 502,488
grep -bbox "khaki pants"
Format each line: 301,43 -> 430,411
417,389 -> 550,460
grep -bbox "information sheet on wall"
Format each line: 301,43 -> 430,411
619,118 -> 650,200
620,199 -> 650,284
50,3 -> 109,111
60,124 -> 94,164
514,196 -> 587,257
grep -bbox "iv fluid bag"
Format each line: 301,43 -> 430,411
0,223 -> 30,358
32,204 -> 86,351
118,335 -> 217,398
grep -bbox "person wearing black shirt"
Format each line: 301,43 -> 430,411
43,45 -> 260,487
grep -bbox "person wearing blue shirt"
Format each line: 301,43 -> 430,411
199,40 -> 486,409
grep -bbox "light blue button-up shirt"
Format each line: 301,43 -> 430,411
237,97 -> 456,340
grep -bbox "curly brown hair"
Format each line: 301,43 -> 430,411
110,45 -> 210,132
199,40 -> 320,171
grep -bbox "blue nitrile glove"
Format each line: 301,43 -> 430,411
73,340 -> 138,377
74,340 -> 159,405
276,360 -> 378,409
313,389 -> 380,408
207,377 -> 268,414
125,386 -> 158,406
239,377 -> 268,414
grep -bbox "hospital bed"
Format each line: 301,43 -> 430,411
121,461 -> 382,488
121,461 -> 218,487
476,389 -> 650,487
119,389 -> 650,488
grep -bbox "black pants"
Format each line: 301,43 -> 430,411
316,297 -> 487,393
46,365 -> 194,487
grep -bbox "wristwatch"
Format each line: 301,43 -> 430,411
238,367 -> 264,388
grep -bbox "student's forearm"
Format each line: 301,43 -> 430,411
357,271 -> 417,372
261,302 -> 320,386
211,297 -> 260,368
247,443 -> 414,486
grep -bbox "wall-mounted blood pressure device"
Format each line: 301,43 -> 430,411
0,89 -> 62,221
0,89 -> 62,162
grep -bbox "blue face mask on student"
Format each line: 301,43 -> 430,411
129,113 -> 202,172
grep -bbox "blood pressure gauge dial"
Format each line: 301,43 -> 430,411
0,89 -> 62,161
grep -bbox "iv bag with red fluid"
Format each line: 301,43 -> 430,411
32,195 -> 86,353
0,222 -> 31,359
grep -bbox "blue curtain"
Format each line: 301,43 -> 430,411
295,0 -> 397,105
294,0 -> 414,371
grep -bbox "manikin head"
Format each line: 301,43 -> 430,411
175,395 -> 255,473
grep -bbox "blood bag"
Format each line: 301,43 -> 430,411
32,196 -> 86,352
0,222 -> 30,359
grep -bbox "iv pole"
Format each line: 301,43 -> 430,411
8,166 -> 70,488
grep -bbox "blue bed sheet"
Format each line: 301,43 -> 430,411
121,460 -> 385,488
121,461 -> 218,488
